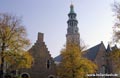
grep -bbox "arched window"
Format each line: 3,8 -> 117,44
48,75 -> 55,78
47,60 -> 51,69
20,73 -> 30,78
49,76 -> 54,78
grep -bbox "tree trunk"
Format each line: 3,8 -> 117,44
0,56 -> 4,78
1,42 -> 5,78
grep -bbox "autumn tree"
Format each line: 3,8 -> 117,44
57,43 -> 97,78
109,49 -> 120,73
110,1 -> 120,74
0,13 -> 32,78
4,51 -> 33,70
112,2 -> 120,43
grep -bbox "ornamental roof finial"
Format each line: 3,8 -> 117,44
70,1 -> 74,13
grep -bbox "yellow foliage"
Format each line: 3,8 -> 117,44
57,43 -> 97,78
4,51 -> 33,71
109,49 -> 120,72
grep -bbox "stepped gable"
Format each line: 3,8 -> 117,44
29,32 -> 51,58
22,32 -> 56,78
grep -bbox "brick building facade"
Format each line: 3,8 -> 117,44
20,32 -> 56,78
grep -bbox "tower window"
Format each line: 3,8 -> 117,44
75,30 -> 77,33
70,15 -> 71,19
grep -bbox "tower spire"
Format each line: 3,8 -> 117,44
70,3 -> 74,13
66,3 -> 80,46
70,1 -> 74,13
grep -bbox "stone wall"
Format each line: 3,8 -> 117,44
21,32 -> 56,78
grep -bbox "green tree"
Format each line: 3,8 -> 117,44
0,13 -> 31,78
57,43 -> 97,78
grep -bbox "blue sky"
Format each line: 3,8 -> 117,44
0,0 -> 119,57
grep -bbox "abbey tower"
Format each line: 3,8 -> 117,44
66,4 -> 80,46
